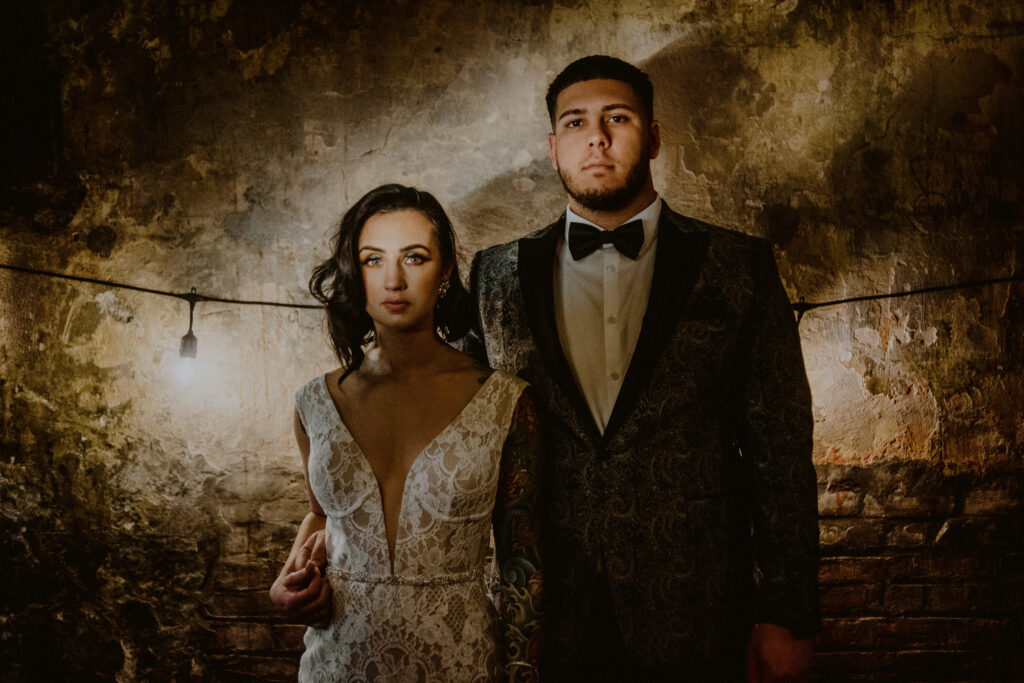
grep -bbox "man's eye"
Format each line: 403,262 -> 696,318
608,114 -> 628,123
565,119 -> 582,129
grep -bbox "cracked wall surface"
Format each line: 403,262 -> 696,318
1,0 -> 1021,679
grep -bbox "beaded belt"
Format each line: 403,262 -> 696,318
327,565 -> 485,587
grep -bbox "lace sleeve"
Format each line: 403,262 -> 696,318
492,387 -> 544,678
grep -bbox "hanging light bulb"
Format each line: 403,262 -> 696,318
176,288 -> 199,385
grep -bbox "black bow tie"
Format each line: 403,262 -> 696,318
567,220 -> 645,261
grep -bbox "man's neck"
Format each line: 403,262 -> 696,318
568,184 -> 658,230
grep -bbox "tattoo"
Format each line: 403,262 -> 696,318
493,389 -> 544,672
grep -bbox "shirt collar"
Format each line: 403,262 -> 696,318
563,196 -> 661,259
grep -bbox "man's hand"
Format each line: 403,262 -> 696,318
269,562 -> 333,629
745,622 -> 813,683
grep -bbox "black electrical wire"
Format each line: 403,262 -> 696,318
792,275 -> 1022,325
0,262 -> 322,309
0,262 -> 1020,322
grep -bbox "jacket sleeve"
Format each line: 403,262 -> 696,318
737,238 -> 820,638
460,250 -> 490,365
492,387 -> 544,678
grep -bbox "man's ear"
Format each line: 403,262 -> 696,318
548,132 -> 558,170
648,119 -> 662,160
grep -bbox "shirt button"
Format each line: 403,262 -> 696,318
610,371 -> 620,381
607,315 -> 617,324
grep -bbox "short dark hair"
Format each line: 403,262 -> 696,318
309,184 -> 472,371
545,55 -> 654,126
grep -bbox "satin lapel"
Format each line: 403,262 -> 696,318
603,208 -> 710,441
518,219 -> 601,443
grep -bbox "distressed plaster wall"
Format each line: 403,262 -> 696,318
1,0 -> 1021,680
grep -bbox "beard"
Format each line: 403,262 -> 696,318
557,153 -> 651,213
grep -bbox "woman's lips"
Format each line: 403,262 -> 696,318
382,300 -> 410,312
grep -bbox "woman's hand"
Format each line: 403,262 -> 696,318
297,529 -> 327,570
269,561 -> 333,629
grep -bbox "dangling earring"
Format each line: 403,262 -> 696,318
438,279 -> 450,299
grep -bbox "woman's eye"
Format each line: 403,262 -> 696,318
404,253 -> 425,264
363,254 -> 382,266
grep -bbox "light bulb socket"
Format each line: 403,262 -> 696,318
179,330 -> 198,358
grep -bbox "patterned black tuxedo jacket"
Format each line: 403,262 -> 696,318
467,204 -> 820,670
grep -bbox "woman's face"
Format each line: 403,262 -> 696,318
357,209 -> 451,335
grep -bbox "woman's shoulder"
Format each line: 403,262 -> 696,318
295,368 -> 343,407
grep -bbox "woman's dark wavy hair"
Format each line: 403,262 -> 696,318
309,183 -> 473,371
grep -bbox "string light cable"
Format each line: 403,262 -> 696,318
791,275 -> 1022,325
1,262 -> 1020,352
0,262 -> 321,384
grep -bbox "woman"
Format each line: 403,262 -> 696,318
269,184 -> 542,682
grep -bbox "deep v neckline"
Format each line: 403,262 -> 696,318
321,371 -> 496,573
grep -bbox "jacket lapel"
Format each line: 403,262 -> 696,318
517,217 -> 602,443
603,206 -> 710,441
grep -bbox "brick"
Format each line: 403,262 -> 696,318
815,648 -> 1022,681
212,622 -> 275,651
214,558 -> 278,591
818,617 -> 1017,651
862,492 -> 956,519
883,648 -> 1020,679
207,590 -> 277,619
888,554 -> 981,581
816,464 -> 873,491
934,516 -> 1023,549
272,624 -> 307,650
931,582 -> 1024,614
821,584 -> 882,614
208,621 -> 305,653
818,556 -> 888,585
818,488 -> 863,516
884,584 -> 926,614
812,650 -> 890,675
206,654 -> 300,681
963,476 -> 1022,515
819,519 -> 888,551
922,584 -> 972,613
886,522 -> 943,548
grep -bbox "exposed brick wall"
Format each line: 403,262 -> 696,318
199,462 -> 1023,680
815,464 -> 1023,680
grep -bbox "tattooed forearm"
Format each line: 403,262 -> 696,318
493,389 -> 544,677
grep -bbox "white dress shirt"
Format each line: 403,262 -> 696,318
553,197 -> 661,433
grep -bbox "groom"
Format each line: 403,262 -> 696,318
467,56 -> 820,681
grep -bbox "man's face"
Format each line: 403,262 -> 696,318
548,78 -> 660,213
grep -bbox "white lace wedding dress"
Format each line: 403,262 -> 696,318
293,369 -> 529,682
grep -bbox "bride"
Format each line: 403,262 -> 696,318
269,184 -> 542,682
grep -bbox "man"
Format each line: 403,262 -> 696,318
467,55 -> 820,681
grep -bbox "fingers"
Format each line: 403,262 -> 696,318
298,530 -> 327,570
281,564 -> 314,589
292,566 -> 333,627
309,531 -> 328,567
308,571 -> 334,629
